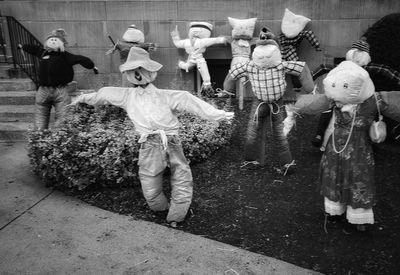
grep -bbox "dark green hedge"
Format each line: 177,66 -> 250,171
27,101 -> 233,190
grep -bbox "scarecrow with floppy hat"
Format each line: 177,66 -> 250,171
71,47 -> 234,226
18,28 -> 98,130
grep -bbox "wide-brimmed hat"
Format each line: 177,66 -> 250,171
119,47 -> 162,73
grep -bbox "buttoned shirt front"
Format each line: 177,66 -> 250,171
229,60 -> 305,102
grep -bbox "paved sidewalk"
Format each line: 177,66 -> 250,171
0,141 -> 322,275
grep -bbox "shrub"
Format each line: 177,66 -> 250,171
27,101 -> 233,190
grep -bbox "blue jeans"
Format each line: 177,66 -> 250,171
35,85 -> 71,130
138,134 -> 193,223
244,98 -> 293,167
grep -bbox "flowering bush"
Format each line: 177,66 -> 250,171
27,101 -> 233,190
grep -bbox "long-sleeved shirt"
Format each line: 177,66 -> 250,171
74,83 -> 228,136
171,33 -> 226,63
278,30 -> 321,61
22,44 -> 95,87
229,60 -> 305,103
312,62 -> 400,91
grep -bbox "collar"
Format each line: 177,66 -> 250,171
134,83 -> 157,95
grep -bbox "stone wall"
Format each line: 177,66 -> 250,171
1,0 -> 399,92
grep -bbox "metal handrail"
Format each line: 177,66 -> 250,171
5,16 -> 42,87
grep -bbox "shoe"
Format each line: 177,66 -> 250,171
240,161 -> 261,170
274,160 -> 296,176
312,135 -> 323,147
342,221 -> 371,234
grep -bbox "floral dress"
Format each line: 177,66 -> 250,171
319,96 -> 378,210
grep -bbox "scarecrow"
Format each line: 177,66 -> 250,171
279,8 -> 321,101
171,22 -> 227,97
18,28 -> 98,130
287,61 -> 400,231
223,38 -> 314,175
71,47 -> 234,226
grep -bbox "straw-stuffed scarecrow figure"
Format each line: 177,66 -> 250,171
287,61 -> 400,231
19,28 -> 98,130
279,8 -> 321,102
71,47 -> 234,226
171,22 -> 227,97
311,31 -> 400,149
223,38 -> 314,175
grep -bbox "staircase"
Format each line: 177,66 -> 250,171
0,64 -> 36,141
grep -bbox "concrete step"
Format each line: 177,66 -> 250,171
0,121 -> 33,141
0,64 -> 13,79
0,78 -> 36,91
0,105 -> 35,122
0,91 -> 35,105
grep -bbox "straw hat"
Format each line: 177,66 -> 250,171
119,47 -> 162,73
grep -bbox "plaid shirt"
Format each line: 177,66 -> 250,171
312,63 -> 400,86
279,30 -> 321,61
230,60 -> 305,102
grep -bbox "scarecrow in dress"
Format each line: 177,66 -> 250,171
310,15 -> 400,150
71,47 -> 234,226
287,61 -> 400,231
171,22 -> 227,97
18,28 -> 98,130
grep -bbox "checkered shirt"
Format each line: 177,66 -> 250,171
279,30 -> 321,61
229,60 -> 305,103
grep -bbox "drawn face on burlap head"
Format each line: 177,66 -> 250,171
188,22 -> 213,39
323,61 -> 375,106
252,39 -> 282,69
44,29 -> 68,52
281,8 -> 311,38
119,47 -> 162,85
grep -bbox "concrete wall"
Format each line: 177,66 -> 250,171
1,0 -> 399,91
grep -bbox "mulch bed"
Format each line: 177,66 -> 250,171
69,100 -> 400,275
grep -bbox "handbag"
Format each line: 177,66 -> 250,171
369,93 -> 387,143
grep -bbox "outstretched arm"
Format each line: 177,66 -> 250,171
20,44 -> 45,57
300,30 -> 321,51
72,87 -> 129,109
365,63 -> 400,87
171,25 -> 186,48
166,90 -> 234,121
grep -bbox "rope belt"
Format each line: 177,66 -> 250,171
253,101 -> 281,127
138,130 -> 169,150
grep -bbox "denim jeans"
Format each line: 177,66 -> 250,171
244,98 -> 293,167
35,85 -> 71,130
138,134 -> 193,223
